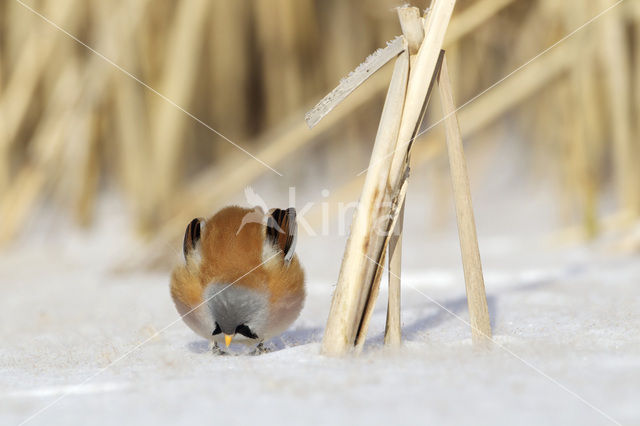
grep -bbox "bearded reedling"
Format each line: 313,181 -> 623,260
170,206 -> 304,353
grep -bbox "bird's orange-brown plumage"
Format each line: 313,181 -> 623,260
170,206 -> 305,335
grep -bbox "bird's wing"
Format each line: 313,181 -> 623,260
266,208 -> 297,264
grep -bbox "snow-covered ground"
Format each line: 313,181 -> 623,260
2,136 -> 639,425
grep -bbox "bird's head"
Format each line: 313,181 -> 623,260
205,282 -> 268,346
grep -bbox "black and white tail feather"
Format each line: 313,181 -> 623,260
266,208 -> 297,265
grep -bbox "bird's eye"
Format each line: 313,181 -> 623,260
235,324 -> 258,339
212,323 -> 222,335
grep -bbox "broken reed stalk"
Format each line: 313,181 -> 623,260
151,0 -> 210,211
384,199 -> 404,346
437,53 -> 492,343
305,37 -> 404,129
321,0 -> 457,356
387,0 -> 456,192
598,0 -> 639,217
354,6 -> 426,351
353,2 -> 452,347
321,49 -> 409,356
308,29 -> 582,230
397,7 -> 424,56
354,173 -> 409,353
357,48 -> 494,351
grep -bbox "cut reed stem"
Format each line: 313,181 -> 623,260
322,1 -> 456,356
437,52 -> 491,344
321,49 -> 409,356
384,199 -> 404,347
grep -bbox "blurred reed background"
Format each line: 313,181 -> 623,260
0,0 -> 639,265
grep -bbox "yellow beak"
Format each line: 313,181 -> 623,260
224,334 -> 234,347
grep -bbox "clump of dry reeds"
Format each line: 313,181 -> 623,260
0,0 -> 638,259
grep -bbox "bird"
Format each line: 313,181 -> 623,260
170,205 -> 305,354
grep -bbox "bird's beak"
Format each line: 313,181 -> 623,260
224,334 -> 234,347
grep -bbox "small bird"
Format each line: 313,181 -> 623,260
170,206 -> 305,353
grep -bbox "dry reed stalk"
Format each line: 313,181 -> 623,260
438,53 -> 491,343
442,37 -> 462,93
0,0 -> 77,193
136,2 -> 171,83
72,110 -> 99,226
387,0 -> 456,192
564,0 -> 600,238
0,165 -> 46,243
354,176 -> 409,353
0,63 -> 3,195
598,0 -> 639,217
61,1 -> 110,226
110,0 -> 153,231
114,77 -> 152,230
381,57 -> 571,195
293,0 -> 323,102
4,1 -> 27,65
0,0 -> 149,239
323,1 -> 456,356
306,33 -> 403,181
314,26 -> 579,225
51,0 -> 146,226
548,210 -> 634,246
115,78 -> 153,231
445,0 -> 516,45
304,33 -> 404,192
507,0 -> 549,153
209,0 -> 251,148
254,0 -> 307,126
384,199 -> 404,346
188,0 -> 506,189
321,0 -> 375,102
320,0 -> 374,176
398,7 -> 424,54
459,41 -> 577,135
305,36 -> 404,129
635,7 -> 640,182
0,63 -> 79,244
449,18 -> 580,132
321,49 -> 409,356
352,6 -> 427,352
3,0 -> 632,263
56,103 -> 94,225
151,0 -> 210,212
276,0 -> 307,116
305,136 -> 445,231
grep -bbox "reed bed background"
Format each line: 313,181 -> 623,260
0,0 -> 639,264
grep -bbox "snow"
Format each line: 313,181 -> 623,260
2,138 -> 640,425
